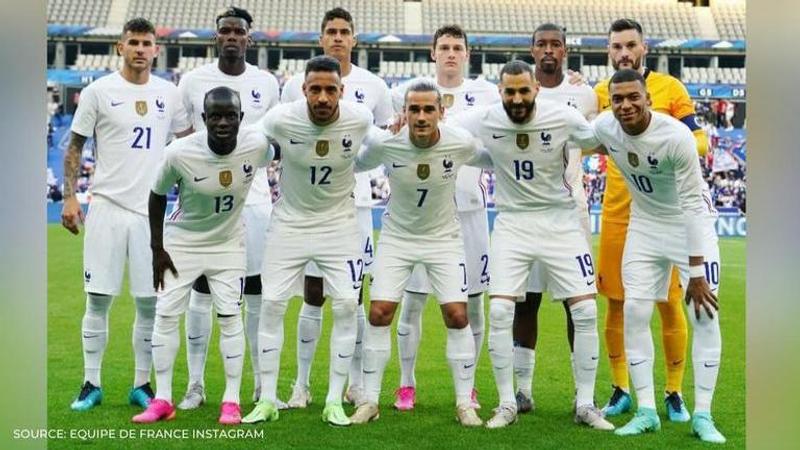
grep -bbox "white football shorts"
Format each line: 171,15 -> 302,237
489,208 -> 597,301
83,196 -> 154,297
370,233 -> 467,304
244,203 -> 272,277
526,206 -> 592,293
405,208 -> 490,296
622,217 -> 720,301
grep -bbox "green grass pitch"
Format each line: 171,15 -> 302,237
47,225 -> 745,448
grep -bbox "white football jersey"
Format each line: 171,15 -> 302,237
259,99 -> 374,232
592,111 -> 717,255
282,64 -> 393,207
392,77 -> 500,212
451,99 -> 599,213
538,77 -> 598,211
152,127 -> 273,252
358,123 -> 480,239
71,71 -> 191,215
178,62 -> 280,206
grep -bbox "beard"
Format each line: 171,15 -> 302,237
503,101 -> 535,124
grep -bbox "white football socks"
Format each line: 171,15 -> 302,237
327,299 -> 357,403
185,290 -> 212,387
132,296 -> 156,387
363,323 -> 391,404
152,314 -> 180,402
81,293 -> 113,386
295,302 -> 322,388
397,291 -> 426,387
624,299 -> 656,409
257,298 -> 287,403
688,300 -> 722,414
488,299 -> 516,407
218,314 -> 245,404
513,347 -> 535,397
348,303 -> 367,392
244,293 -> 262,389
446,326 -> 476,407
570,300 -> 600,408
467,294 -> 485,369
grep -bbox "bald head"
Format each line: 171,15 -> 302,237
203,86 -> 241,114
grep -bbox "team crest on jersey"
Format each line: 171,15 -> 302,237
242,160 -> 254,179
442,157 -> 454,178
627,152 -> 640,167
251,89 -> 262,108
442,94 -> 454,108
540,132 -> 552,147
417,164 -> 430,180
567,97 -> 578,109
315,140 -> 330,157
465,92 -> 475,106
155,96 -> 166,119
516,133 -> 530,150
219,170 -> 233,187
354,89 -> 365,103
135,100 -> 148,116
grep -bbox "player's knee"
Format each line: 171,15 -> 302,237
444,308 -> 469,329
243,275 -> 262,295
86,293 -> 113,315
192,275 -> 210,294
368,302 -> 395,327
216,314 -> 244,336
624,299 -> 654,331
568,299 -> 597,332
155,314 -> 179,333
134,296 -> 156,320
489,300 -> 514,329
303,276 -> 325,306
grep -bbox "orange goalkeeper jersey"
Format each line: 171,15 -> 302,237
594,68 -> 708,223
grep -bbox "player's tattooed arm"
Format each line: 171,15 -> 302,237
148,191 -> 178,290
60,132 -> 88,235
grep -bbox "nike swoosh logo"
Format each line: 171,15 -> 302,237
609,354 -> 622,359
193,176 -> 208,182
463,363 -> 475,369
586,279 -> 595,286
363,369 -> 376,374
151,344 -> 165,348
83,334 -> 98,339
704,362 -> 719,368
630,360 -> 646,366
672,359 -> 684,366
338,353 -> 353,359
392,163 -> 407,168
591,356 -> 599,360
461,287 -> 469,292
609,146 -> 619,153
188,335 -> 203,340
397,331 -> 410,337
262,348 -> 278,354
355,340 -> 362,345
364,261 -> 373,267
300,338 -> 315,343
144,338 -> 152,343
226,354 -> 243,359
289,138 -> 305,144
492,134 -> 506,139
111,101 -> 124,107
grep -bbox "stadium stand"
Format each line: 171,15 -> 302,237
421,0 -> 701,39
125,0 -> 404,33
48,0 -> 113,26
711,0 -> 745,41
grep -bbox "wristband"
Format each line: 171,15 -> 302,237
689,264 -> 706,279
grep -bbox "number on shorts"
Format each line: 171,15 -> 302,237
310,166 -> 332,185
480,254 -> 490,283
628,173 -> 654,193
459,262 -> 468,291
703,261 -> 720,286
513,160 -> 535,180
214,195 -> 234,213
416,188 -> 429,207
364,236 -> 374,259
132,126 -> 152,150
347,258 -> 364,289
575,253 -> 594,277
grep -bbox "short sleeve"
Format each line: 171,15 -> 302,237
177,75 -> 195,127
152,148 -> 180,195
373,82 -> 395,126
669,79 -> 697,121
566,107 -> 601,149
356,126 -> 389,171
70,84 -> 98,138
280,74 -> 303,103
169,87 -> 192,134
